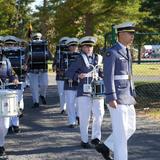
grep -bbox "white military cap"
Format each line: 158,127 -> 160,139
0,36 -> 4,42
4,35 -> 18,43
32,32 -> 42,39
66,37 -> 79,46
79,36 -> 97,46
114,22 -> 135,33
59,37 -> 70,45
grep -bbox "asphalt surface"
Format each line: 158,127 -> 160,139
3,73 -> 160,160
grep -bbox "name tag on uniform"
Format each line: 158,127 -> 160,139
83,84 -> 92,93
119,57 -> 125,60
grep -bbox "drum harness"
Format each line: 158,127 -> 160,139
81,53 -> 103,95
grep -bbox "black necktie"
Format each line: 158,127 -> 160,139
126,48 -> 129,59
88,56 -> 93,63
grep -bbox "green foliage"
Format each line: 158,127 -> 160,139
0,0 -> 157,49
52,0 -> 147,47
0,0 -> 34,38
139,0 -> 160,32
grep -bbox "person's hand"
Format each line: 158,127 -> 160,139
13,79 -> 19,85
78,73 -> 86,79
109,100 -> 117,109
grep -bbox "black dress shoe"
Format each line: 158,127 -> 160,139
91,138 -> 101,146
0,146 -> 5,156
32,103 -> 39,108
76,116 -> 80,125
81,141 -> 91,149
18,109 -> 24,118
68,124 -> 76,128
13,126 -> 21,133
7,126 -> 14,134
40,95 -> 47,104
60,110 -> 65,114
95,143 -> 113,160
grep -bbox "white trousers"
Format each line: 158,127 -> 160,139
10,116 -> 19,127
65,90 -> 77,125
0,117 -> 10,146
25,73 -> 30,87
29,72 -> 48,103
104,104 -> 136,160
77,96 -> 104,143
57,80 -> 66,111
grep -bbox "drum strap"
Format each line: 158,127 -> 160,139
81,53 -> 90,68
81,53 -> 102,68
97,54 -> 103,65
4,57 -> 10,76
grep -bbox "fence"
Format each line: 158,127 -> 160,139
105,30 -> 160,109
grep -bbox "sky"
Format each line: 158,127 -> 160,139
30,0 -> 43,11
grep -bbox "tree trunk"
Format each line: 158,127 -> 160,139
84,13 -> 94,36
41,0 -> 48,38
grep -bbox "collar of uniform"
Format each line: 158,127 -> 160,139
117,42 -> 127,51
117,42 -> 128,60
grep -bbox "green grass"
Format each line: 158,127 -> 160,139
145,108 -> 160,120
133,63 -> 160,76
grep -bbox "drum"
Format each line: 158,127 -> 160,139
29,40 -> 48,69
0,90 -> 18,117
8,55 -> 26,79
92,80 -> 106,98
2,47 -> 21,56
60,52 -> 79,71
5,82 -> 24,90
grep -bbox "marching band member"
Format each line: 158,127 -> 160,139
0,47 -> 19,157
66,36 -> 105,148
24,32 -> 53,108
3,38 -> 23,133
96,22 -> 136,160
52,37 -> 69,114
64,37 -> 80,128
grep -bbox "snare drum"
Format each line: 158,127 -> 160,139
5,82 -> 24,90
0,90 -> 18,117
92,80 -> 106,98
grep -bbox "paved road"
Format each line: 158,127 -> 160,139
4,73 -> 160,160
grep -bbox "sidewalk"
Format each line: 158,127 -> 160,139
5,75 -> 160,160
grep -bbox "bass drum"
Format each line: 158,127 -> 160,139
30,51 -> 48,69
29,40 -> 48,70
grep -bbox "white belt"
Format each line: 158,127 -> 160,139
114,75 -> 131,80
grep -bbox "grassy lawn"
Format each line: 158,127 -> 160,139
138,108 -> 160,120
133,63 -> 160,76
147,108 -> 160,119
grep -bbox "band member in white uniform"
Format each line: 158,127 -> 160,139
96,22 -> 136,160
3,38 -> 23,133
24,33 -> 52,108
66,36 -> 105,148
64,37 -> 80,127
0,47 -> 19,157
52,37 -> 69,114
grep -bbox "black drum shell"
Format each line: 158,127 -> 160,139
29,40 -> 48,70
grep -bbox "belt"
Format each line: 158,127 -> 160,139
114,75 -> 131,80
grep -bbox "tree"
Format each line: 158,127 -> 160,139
140,0 -> 160,32
0,0 -> 34,38
53,0 -> 147,46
